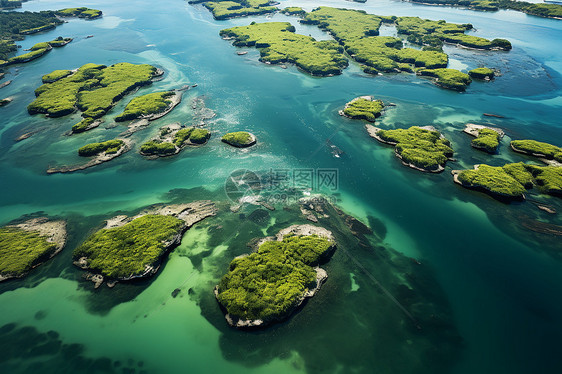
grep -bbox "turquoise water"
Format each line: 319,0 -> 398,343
1,0 -> 562,373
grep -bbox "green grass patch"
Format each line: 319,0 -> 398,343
140,140 -> 177,156
73,215 -> 185,279
115,91 -> 174,122
0,227 -> 58,278
71,117 -> 95,133
343,97 -> 384,122
377,126 -> 453,171
222,131 -> 255,147
511,140 -> 562,162
471,128 -> 500,153
78,139 -> 124,157
216,234 -> 333,322
42,69 -> 72,83
457,164 -> 526,198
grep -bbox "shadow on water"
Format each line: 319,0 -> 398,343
0,323 -> 147,374
186,194 -> 464,374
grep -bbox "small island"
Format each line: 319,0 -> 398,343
73,201 -> 216,287
140,124 -> 211,157
339,96 -> 384,122
417,68 -> 472,91
222,131 -> 256,148
28,62 -> 162,118
281,6 -> 306,16
510,139 -> 562,165
215,224 -> 336,328
463,123 -> 504,153
115,91 -> 182,122
469,67 -> 495,80
0,218 -> 67,281
56,7 -> 103,19
366,125 -> 453,172
199,0 -> 277,20
4,37 -> 73,66
453,162 -> 562,200
47,138 -> 131,174
0,97 -> 12,107
220,22 -> 349,76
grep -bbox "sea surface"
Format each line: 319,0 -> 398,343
1,0 -> 561,373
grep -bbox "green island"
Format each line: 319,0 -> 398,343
74,215 -> 185,279
215,225 -> 336,328
222,131 -> 257,148
417,68 -> 472,91
56,7 -> 103,19
298,7 -> 509,90
0,1 -> 26,10
78,139 -> 125,157
510,140 -> 562,164
73,201 -> 217,283
366,125 -> 454,172
189,0 -> 277,20
5,37 -> 73,65
453,163 -> 562,200
71,117 -> 100,134
469,67 -> 495,80
140,124 -> 211,157
407,0 -> 562,20
0,8 -> 101,67
28,62 -> 162,118
463,123 -> 504,153
340,96 -> 384,122
115,91 -> 175,122
220,22 -> 348,76
281,6 -> 306,16
0,218 -> 66,281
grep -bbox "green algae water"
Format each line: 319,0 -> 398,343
1,0 -> 562,373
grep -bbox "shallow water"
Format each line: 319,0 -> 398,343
1,0 -> 562,373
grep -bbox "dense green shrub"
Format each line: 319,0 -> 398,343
457,164 -> 526,198
418,68 -> 472,91
56,7 -> 102,19
216,234 -> 334,322
78,139 -> 124,157
115,91 -> 174,122
42,69 -> 72,83
525,165 -> 562,195
469,67 -> 495,80
343,98 -> 384,122
140,140 -> 177,156
73,215 -> 185,279
189,128 -> 211,144
377,126 -> 453,170
511,140 -> 562,162
0,227 -> 58,277
471,128 -> 501,153
222,131 -> 255,147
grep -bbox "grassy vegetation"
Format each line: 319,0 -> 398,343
28,63 -> 159,118
418,68 -> 472,91
187,128 -> 211,144
407,0 -> 562,19
457,164 -> 527,198
471,128 -> 501,153
511,140 -> 562,162
377,126 -> 453,171
78,139 -> 124,157
502,162 -> 534,188
203,1 -> 277,20
56,7 -> 102,19
469,67 -> 495,80
216,234 -> 334,322
115,91 -> 174,122
222,131 -> 255,147
71,118 -> 95,133
343,97 -> 384,122
73,215 -> 185,279
281,7 -> 306,16
220,22 -> 348,76
140,140 -> 177,156
0,226 -> 58,278
527,166 -> 562,195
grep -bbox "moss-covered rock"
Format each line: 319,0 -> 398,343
222,131 -> 256,148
